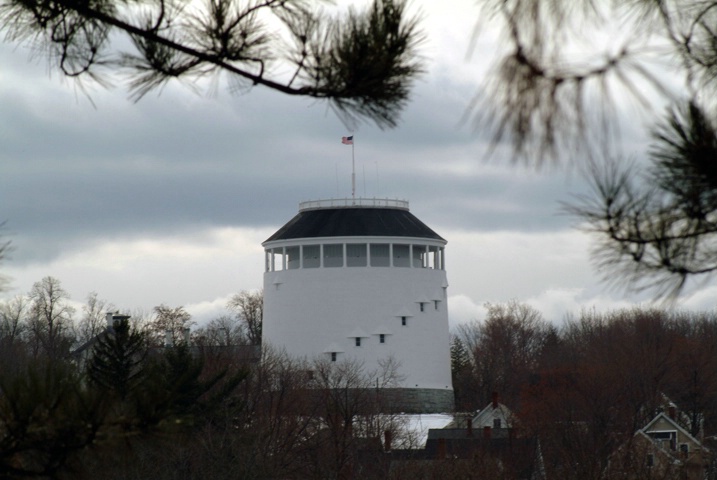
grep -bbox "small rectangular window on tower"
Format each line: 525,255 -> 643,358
323,243 -> 343,268
379,334 -> 385,343
302,245 -> 320,268
401,316 -> 407,326
393,244 -> 410,267
346,243 -> 368,267
419,303 -> 425,312
286,246 -> 300,269
355,337 -> 361,347
331,352 -> 337,362
434,300 -> 439,310
370,243 -> 390,267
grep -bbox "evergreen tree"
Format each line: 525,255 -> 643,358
87,316 -> 147,400
472,0 -> 717,297
450,336 -> 471,380
161,342 -> 206,415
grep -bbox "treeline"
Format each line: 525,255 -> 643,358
0,277 -> 408,479
1,329 -> 408,478
452,301 -> 717,478
0,276 -> 263,358
3,276 -> 717,478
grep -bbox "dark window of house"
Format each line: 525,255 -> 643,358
331,352 -> 337,362
401,316 -> 407,326
355,337 -> 361,347
419,303 -> 425,312
379,334 -> 385,344
493,418 -> 501,429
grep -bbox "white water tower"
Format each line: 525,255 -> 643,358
262,198 -> 454,412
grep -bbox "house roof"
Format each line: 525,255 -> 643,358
264,207 -> 445,243
641,412 -> 708,452
473,402 -> 513,426
444,400 -> 514,429
387,436 -> 544,479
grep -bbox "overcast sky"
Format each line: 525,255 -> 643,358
1,1 -> 715,328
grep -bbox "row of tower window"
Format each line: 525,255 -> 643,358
265,243 -> 445,271
331,333 -> 388,362
328,306 -> 440,361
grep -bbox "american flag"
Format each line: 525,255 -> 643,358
341,136 -> 354,145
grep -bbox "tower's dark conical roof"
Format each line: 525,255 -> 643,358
264,206 -> 444,243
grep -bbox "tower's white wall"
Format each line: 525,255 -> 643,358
263,260 -> 453,391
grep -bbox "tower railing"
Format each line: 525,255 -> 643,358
299,197 -> 409,211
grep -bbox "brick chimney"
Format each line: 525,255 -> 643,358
492,391 -> 499,409
668,405 -> 676,420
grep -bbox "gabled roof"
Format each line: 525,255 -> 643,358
633,431 -> 684,465
473,401 -> 514,427
444,399 -> 515,429
641,413 -> 708,452
264,207 -> 445,243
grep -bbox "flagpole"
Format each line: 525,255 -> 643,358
341,134 -> 356,203
351,141 -> 356,203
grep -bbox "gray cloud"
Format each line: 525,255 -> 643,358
1,39 -> 590,271
4,3 -> 709,319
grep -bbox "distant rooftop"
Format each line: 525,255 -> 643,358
264,197 -> 444,243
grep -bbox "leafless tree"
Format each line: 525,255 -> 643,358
0,0 -> 424,129
75,291 -> 114,347
148,304 -> 194,346
227,289 -> 263,345
0,225 -> 10,292
0,295 -> 27,345
194,314 -> 246,346
455,300 -> 550,408
0,295 -> 29,368
27,276 -> 76,358
303,356 -> 408,479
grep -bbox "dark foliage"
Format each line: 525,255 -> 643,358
0,0 -> 424,128
566,101 -> 717,297
471,0 -> 717,298
87,317 -> 147,400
